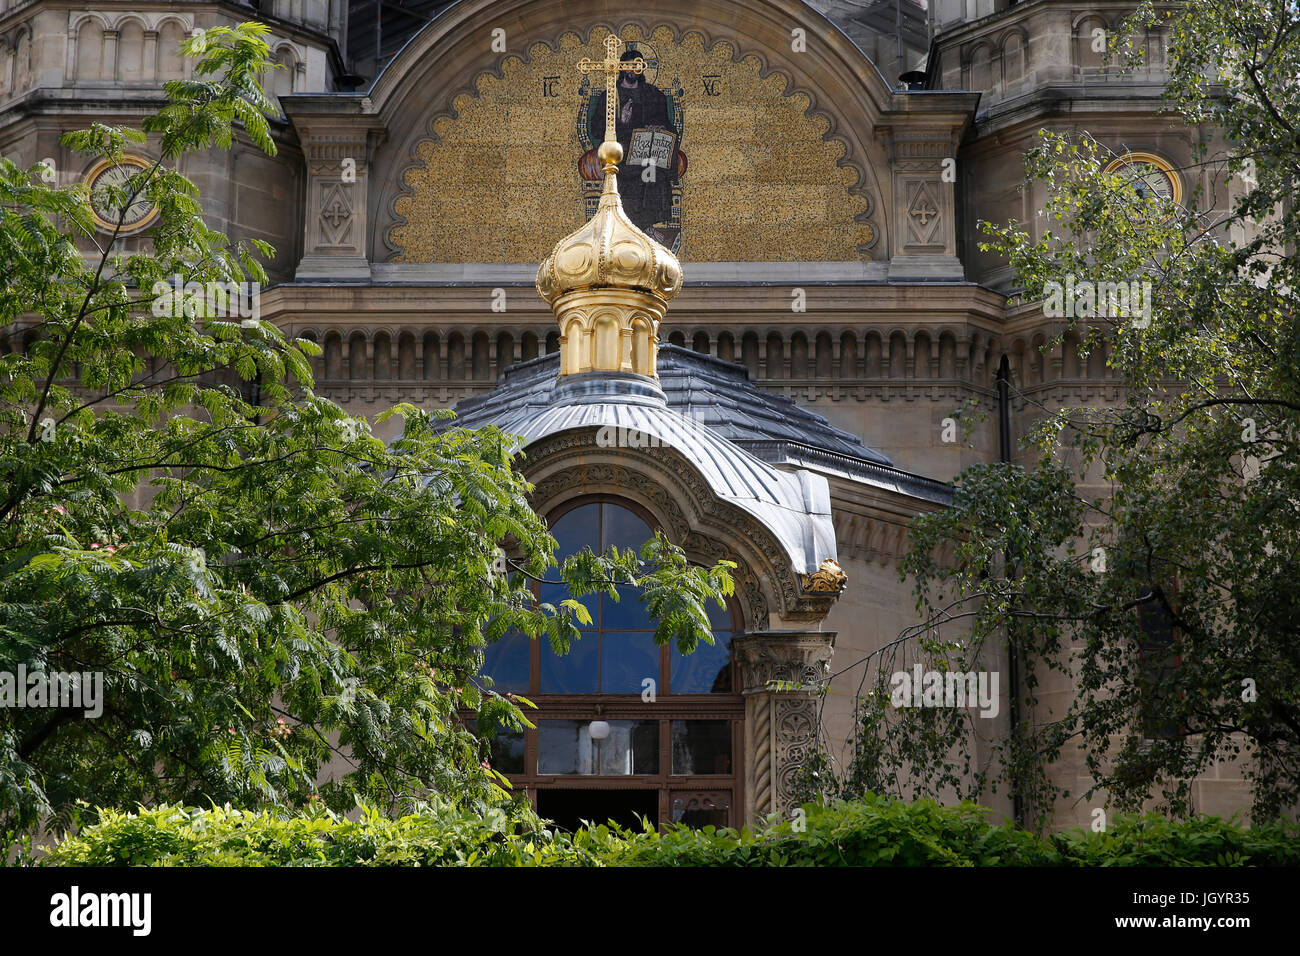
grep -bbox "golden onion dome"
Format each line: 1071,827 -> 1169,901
536,139 -> 682,379
536,142 -> 682,307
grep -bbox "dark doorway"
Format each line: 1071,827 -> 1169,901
536,788 -> 658,833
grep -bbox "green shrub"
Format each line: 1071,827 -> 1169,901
36,793 -> 1300,867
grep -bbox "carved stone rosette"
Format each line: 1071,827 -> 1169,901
734,632 -> 835,823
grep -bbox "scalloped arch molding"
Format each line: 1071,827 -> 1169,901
366,0 -> 900,265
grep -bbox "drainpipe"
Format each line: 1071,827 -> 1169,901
997,355 -> 1025,828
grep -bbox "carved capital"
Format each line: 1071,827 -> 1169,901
734,632 -> 834,692
876,124 -> 965,278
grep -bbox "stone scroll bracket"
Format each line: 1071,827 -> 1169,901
284,103 -> 388,281
876,124 -> 967,281
734,631 -> 835,825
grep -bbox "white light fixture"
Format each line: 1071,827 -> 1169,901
588,720 -> 611,740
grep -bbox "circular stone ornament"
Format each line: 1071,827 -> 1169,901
1103,151 -> 1182,206
85,155 -> 160,233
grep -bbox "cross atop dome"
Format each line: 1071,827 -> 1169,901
536,31 -> 683,381
575,34 -> 648,170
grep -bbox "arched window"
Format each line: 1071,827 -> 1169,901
479,498 -> 743,830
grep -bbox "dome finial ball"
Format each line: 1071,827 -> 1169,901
598,140 -> 624,174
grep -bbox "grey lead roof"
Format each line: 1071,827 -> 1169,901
454,345 -> 887,462
447,346 -> 954,510
437,348 -> 955,572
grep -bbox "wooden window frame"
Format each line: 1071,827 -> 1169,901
473,494 -> 746,829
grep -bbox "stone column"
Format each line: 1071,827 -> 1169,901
734,631 -> 835,824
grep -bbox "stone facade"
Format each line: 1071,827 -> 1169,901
0,0 -> 1254,828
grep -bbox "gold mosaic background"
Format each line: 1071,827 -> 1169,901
390,26 -> 875,263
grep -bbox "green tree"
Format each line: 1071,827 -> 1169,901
824,0 -> 1300,823
0,22 -> 733,844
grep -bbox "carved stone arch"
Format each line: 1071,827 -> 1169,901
494,330 -> 515,374
1027,331 -> 1047,385
1071,11 -> 1113,31
520,330 -> 540,362
913,330 -> 933,380
155,18 -> 189,80
68,11 -> 110,32
1059,328 -> 1077,379
886,329 -> 908,378
71,13 -> 110,82
965,41 -> 995,91
837,329 -> 858,378
999,27 -> 1028,86
322,330 -> 344,379
0,34 -> 12,100
715,330 -> 736,364
1074,15 -> 1111,71
523,430 -> 840,629
445,330 -> 468,379
788,330 -> 809,378
372,329 -> 394,380
422,330 -> 443,379
937,329 -> 958,379
269,41 -> 306,103
813,330 -> 833,377
9,23 -> 30,91
362,0 -> 901,264
471,330 -> 492,379
347,330 -> 369,380
863,329 -> 884,377
741,330 -> 760,378
296,328 -> 322,379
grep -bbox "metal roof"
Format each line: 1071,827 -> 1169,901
443,347 -> 952,572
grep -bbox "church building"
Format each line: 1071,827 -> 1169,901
0,0 -> 1248,829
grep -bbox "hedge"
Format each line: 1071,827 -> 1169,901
33,793 -> 1300,867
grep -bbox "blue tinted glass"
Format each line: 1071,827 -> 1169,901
551,503 -> 599,557
707,598 -> 733,630
540,632 -> 599,693
671,719 -> 733,774
601,502 -> 653,553
481,630 -> 532,693
600,631 -> 660,694
545,505 -> 600,624
600,586 -> 655,631
539,580 -> 597,627
485,730 -> 525,774
671,631 -> 732,693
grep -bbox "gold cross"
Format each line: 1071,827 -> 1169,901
576,33 -> 647,156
